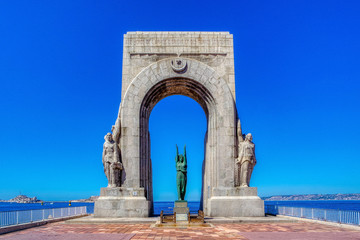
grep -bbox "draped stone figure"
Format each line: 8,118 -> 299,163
236,133 -> 256,187
102,132 -> 123,187
235,119 -> 243,186
175,145 -> 187,200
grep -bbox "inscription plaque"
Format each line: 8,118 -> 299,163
176,213 -> 188,221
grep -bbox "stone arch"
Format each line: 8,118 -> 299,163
117,58 -> 237,215
95,32 -> 264,218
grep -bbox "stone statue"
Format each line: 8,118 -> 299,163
175,144 -> 187,200
102,132 -> 123,187
237,133 -> 256,187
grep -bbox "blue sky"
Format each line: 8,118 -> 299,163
0,0 -> 359,201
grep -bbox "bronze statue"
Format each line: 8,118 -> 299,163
102,133 -> 123,187
175,145 -> 187,200
237,133 -> 256,187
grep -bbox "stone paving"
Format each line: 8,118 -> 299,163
1,222 -> 360,239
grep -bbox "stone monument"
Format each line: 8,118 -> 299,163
102,133 -> 123,188
94,32 -> 264,217
174,145 -> 189,221
237,133 -> 256,187
175,145 -> 187,201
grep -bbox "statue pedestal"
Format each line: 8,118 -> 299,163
208,187 -> 264,217
94,187 -> 150,218
173,200 -> 189,221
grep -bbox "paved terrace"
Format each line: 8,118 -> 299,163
1,221 -> 360,240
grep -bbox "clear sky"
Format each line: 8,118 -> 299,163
0,0 -> 359,201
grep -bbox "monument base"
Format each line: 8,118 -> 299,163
208,187 -> 264,217
173,200 -> 189,222
94,187 -> 150,218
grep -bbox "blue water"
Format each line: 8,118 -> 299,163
1,200 -> 359,216
153,201 -> 200,215
0,201 -> 199,216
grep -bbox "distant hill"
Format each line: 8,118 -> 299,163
262,193 -> 360,201
71,196 -> 99,202
0,195 -> 99,203
1,195 -> 42,203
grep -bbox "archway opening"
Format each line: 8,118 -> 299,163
96,57 -> 242,218
149,95 -> 207,215
138,77 -> 218,216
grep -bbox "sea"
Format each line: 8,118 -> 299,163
0,201 -> 199,216
1,200 -> 360,215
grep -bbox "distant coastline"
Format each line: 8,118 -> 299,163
2,193 -> 360,203
0,195 -> 42,203
0,195 -> 99,203
71,196 -> 99,202
262,193 -> 360,201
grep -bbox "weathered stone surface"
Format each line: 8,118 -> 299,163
100,187 -> 146,197
175,214 -> 188,221
209,187 -> 264,217
94,188 -> 150,218
94,32 -> 264,218
212,187 -> 260,197
174,201 -> 188,208
174,201 -> 189,222
209,196 -> 264,217
174,201 -> 189,215
173,208 -> 189,214
94,197 -> 150,218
